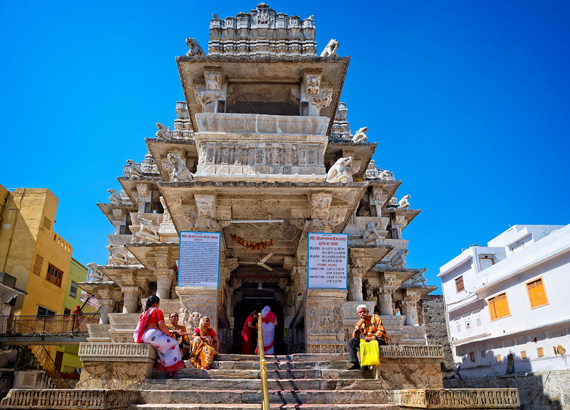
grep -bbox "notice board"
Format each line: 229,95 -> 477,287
307,233 -> 348,289
178,231 -> 220,287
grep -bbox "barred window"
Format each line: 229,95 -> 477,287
69,281 -> 77,298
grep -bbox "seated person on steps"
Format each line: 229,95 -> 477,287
347,304 -> 389,374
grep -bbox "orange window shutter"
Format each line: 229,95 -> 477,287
489,298 -> 497,320
500,293 -> 510,317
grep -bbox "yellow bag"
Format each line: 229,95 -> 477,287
360,339 -> 380,366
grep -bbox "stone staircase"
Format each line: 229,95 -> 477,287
130,353 -> 399,410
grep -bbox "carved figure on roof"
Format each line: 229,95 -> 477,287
320,39 -> 339,57
351,127 -> 368,143
124,160 -> 143,178
398,195 -> 411,209
379,169 -> 395,180
166,153 -> 193,182
326,157 -> 353,183
389,249 -> 408,268
362,221 -> 382,244
106,244 -> 129,266
156,123 -> 174,140
134,217 -> 160,242
409,268 -> 427,285
186,38 -> 205,56
86,263 -> 105,282
107,189 -> 123,205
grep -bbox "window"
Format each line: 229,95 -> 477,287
37,306 -> 56,316
64,308 -> 71,315
455,276 -> 465,293
520,350 -> 526,359
481,350 -> 486,358
469,352 -> 475,362
69,281 -> 77,298
479,256 -> 494,271
456,323 -> 461,332
46,263 -> 63,287
510,242 -> 525,254
537,347 -> 544,357
42,217 -> 51,229
488,292 -> 511,321
527,278 -> 548,309
33,254 -> 44,276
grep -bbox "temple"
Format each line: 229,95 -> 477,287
1,4 -> 520,409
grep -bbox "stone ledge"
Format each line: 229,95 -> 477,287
79,342 -> 156,362
387,389 -> 520,409
381,345 -> 444,359
0,389 -> 140,409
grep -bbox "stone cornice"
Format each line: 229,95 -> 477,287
0,389 -> 140,409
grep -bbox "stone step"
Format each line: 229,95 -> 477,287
210,359 -> 349,370
152,367 -> 372,380
144,378 -> 383,391
139,389 -> 389,405
217,353 -> 348,362
129,404 -> 399,410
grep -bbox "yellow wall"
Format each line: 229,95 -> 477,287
0,186 -> 73,316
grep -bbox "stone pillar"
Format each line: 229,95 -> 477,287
176,286 -> 219,333
305,289 -> 347,353
402,289 -> 421,326
99,298 -> 114,324
121,286 -> 140,313
348,268 -> 365,301
156,268 -> 175,300
378,291 -> 393,316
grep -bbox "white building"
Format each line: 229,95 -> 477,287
438,224 -> 570,377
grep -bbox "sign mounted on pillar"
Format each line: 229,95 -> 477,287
178,231 -> 221,287
307,233 -> 348,289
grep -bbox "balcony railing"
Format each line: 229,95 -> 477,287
0,313 -> 100,336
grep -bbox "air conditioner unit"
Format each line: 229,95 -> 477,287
13,370 -> 43,389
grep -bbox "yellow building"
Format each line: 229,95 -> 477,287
0,185 -> 72,317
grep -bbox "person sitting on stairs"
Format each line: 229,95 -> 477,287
347,304 -> 389,374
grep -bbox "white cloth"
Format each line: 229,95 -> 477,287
261,321 -> 275,354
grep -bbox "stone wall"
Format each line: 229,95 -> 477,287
418,295 -> 455,370
444,370 -> 570,410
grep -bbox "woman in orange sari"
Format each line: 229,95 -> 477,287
189,316 -> 219,370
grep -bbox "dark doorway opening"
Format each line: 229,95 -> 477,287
232,294 -> 286,355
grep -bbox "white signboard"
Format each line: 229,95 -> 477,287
178,231 -> 220,287
307,233 -> 348,289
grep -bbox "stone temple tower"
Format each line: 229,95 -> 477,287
80,3 -> 437,356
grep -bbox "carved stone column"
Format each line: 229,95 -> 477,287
348,268 -> 365,302
156,268 -> 175,300
98,298 -> 114,324
121,286 -> 140,313
402,289 -> 421,326
176,286 -> 219,333
305,289 -> 347,353
377,273 -> 397,316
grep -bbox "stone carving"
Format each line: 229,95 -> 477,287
106,244 -> 129,266
306,306 -> 343,334
159,196 -> 171,223
362,221 -> 382,244
305,88 -> 333,116
409,268 -> 427,285
79,342 -> 155,358
186,37 -> 205,56
1,389 -> 141,409
107,188 -> 123,205
398,194 -> 411,209
380,345 -> 444,358
156,123 -> 174,140
351,127 -> 368,143
379,169 -> 395,180
194,195 -> 216,219
178,307 -> 188,327
389,249 -> 408,268
166,153 -> 193,182
305,74 -> 321,95
134,218 -> 160,243
311,193 -> 332,219
124,159 -> 142,178
86,263 -> 105,282
388,388 -> 520,408
320,39 -> 339,57
326,157 -> 353,183
186,311 -> 202,334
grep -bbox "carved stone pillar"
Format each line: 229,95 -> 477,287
122,286 -> 140,313
176,287 -> 219,333
305,289 -> 347,353
348,268 -> 365,302
377,273 -> 397,316
135,183 -> 151,214
402,289 -> 421,326
98,298 -> 114,324
156,268 -> 175,300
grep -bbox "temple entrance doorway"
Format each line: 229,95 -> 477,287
231,284 -> 286,355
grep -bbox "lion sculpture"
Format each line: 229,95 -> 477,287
186,38 -> 205,56
351,127 -> 368,143
326,157 -> 354,183
398,195 -> 411,209
156,123 -> 174,140
320,39 -> 339,57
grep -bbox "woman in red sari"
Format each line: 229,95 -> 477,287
241,311 -> 258,354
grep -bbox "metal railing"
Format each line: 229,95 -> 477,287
0,313 -> 100,336
257,314 -> 270,410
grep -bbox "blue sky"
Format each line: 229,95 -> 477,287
1,1 -> 569,293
